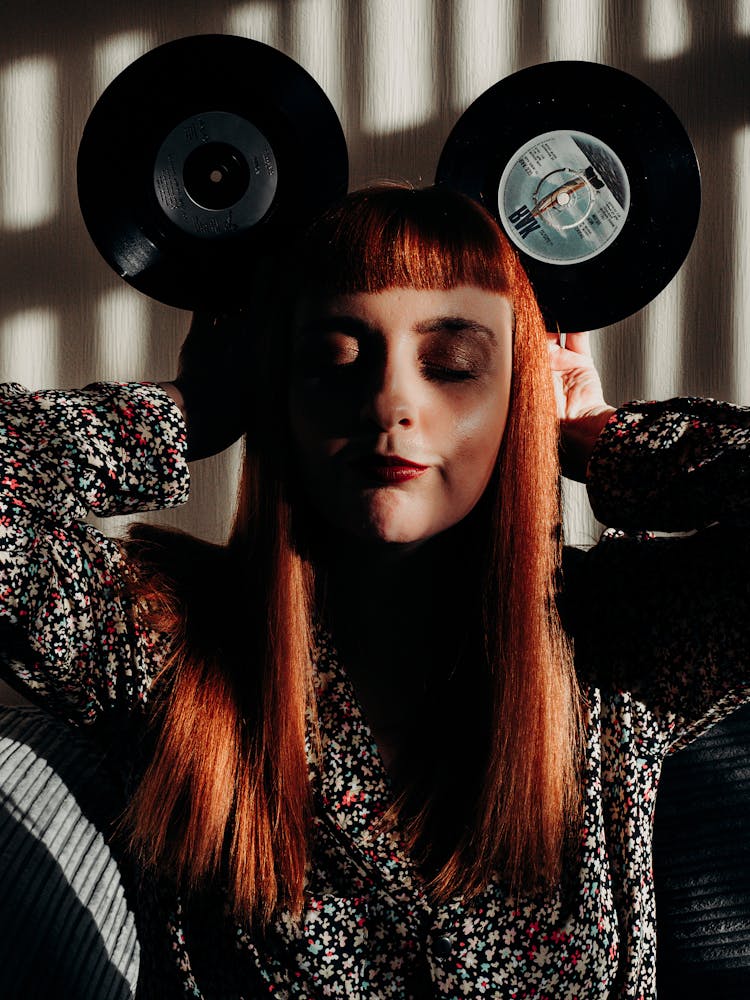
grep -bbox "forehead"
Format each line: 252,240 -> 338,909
297,285 -> 514,336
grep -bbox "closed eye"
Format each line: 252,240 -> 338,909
420,344 -> 484,382
295,333 -> 360,373
422,363 -> 479,382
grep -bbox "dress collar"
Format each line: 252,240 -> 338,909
307,626 -> 432,913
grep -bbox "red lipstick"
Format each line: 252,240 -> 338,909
350,454 -> 430,483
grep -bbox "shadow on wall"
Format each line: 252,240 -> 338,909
0,0 -> 746,390
0,0 -> 747,709
0,2 -> 749,994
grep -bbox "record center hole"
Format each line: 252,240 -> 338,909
183,142 -> 251,210
557,192 -> 571,206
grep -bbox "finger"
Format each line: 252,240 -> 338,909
563,332 -> 591,356
552,371 -> 566,415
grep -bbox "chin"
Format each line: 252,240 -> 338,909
331,502 -> 433,546
306,487 -> 458,549
351,491 -> 433,540
349,519 -> 427,546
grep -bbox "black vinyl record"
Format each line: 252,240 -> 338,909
436,62 -> 701,331
77,34 -> 349,310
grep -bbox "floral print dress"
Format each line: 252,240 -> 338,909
0,382 -> 748,999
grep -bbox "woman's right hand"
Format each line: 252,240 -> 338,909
161,310 -> 254,461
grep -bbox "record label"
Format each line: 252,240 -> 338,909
498,130 -> 630,265
153,110 -> 278,239
78,34 -> 349,309
435,60 -> 701,330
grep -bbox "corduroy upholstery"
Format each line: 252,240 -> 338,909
0,703 -> 747,997
653,702 -> 750,998
0,706 -> 139,999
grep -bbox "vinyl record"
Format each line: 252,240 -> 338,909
436,62 -> 701,331
77,34 -> 348,310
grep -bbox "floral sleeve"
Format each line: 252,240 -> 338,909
0,382 -> 189,726
586,397 -> 750,531
564,397 -> 750,753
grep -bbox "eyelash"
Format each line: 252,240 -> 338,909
296,346 -> 480,383
301,359 -> 479,383
422,363 -> 479,382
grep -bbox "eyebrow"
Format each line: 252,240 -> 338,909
412,315 -> 497,342
297,316 -> 370,339
298,314 -> 497,342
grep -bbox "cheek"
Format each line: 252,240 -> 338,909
287,389 -> 320,502
289,385 -> 331,462
443,387 -> 510,494
288,381 -> 354,458
288,387 -> 311,453
287,384 -> 352,514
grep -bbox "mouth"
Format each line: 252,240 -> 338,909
348,454 -> 430,484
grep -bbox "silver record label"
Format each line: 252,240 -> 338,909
498,130 -> 630,264
153,110 -> 278,239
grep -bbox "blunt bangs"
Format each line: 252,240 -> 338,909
293,184 -> 516,298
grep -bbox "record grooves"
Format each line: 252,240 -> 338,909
77,35 -> 349,310
436,61 -> 701,331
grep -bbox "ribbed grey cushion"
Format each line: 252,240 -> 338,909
653,703 -> 750,998
0,706 -> 139,999
1,703 -> 747,997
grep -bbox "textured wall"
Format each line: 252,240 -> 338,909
0,0 -> 747,622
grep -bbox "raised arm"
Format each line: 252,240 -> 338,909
0,304 -> 256,724
587,397 -> 750,532
555,367 -> 750,753
0,381 -> 189,724
548,329 -> 750,530
161,309 -> 254,462
547,330 -> 616,483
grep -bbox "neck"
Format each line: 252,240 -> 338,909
314,518 -> 481,676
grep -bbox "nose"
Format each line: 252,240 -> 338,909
359,356 -> 415,432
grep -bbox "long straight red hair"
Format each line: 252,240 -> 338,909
123,184 -> 586,924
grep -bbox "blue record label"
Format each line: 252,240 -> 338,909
498,130 -> 630,265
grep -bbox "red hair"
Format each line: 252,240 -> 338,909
123,184 -> 586,923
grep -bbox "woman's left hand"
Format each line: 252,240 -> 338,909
548,331 -> 617,482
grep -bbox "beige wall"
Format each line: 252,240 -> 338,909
0,0 -> 747,699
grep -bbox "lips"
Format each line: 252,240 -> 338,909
349,454 -> 430,483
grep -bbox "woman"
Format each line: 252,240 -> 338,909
0,184 -> 748,998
